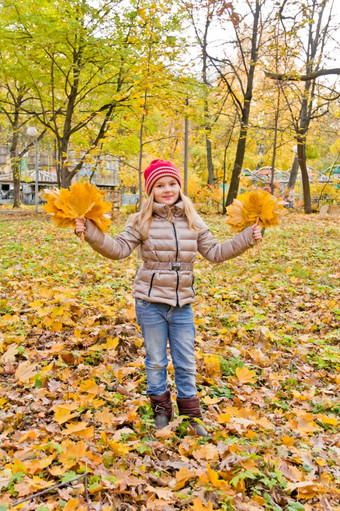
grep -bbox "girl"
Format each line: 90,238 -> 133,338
75,159 -> 262,437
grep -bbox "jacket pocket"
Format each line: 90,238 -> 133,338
148,273 -> 156,297
191,275 -> 195,296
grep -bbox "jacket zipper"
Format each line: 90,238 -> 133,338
148,273 -> 155,297
172,223 -> 180,306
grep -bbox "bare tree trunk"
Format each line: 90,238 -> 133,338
288,153 -> 299,188
270,85 -> 280,194
226,0 -> 261,206
297,136 -> 312,214
9,106 -> 21,207
206,134 -> 215,186
226,105 -> 250,205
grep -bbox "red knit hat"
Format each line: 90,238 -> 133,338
144,159 -> 182,195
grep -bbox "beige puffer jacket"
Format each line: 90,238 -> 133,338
84,201 -> 255,307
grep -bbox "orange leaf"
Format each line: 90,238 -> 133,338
226,189 -> 284,232
189,498 -> 214,511
59,440 -> 88,468
234,366 -> 256,384
173,466 -> 197,490
53,403 -> 79,424
64,498 -> 81,511
282,435 -> 294,447
44,182 -> 112,231
26,455 -> 55,475
79,379 -> 101,395
286,415 -> 320,435
62,422 -> 95,439
207,464 -> 222,488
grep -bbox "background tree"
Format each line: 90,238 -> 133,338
208,0 -> 267,206
265,0 -> 340,213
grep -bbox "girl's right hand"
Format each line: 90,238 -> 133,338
75,217 -> 87,234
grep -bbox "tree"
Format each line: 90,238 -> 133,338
206,0 -> 271,206
1,0 -> 152,188
184,0 -> 220,186
265,0 -> 340,213
0,9 -> 36,207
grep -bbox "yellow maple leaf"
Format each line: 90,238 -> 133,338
204,354 -> 221,377
62,422 -> 95,439
44,181 -> 112,232
53,404 -> 79,424
63,498 -> 86,511
226,189 -> 285,232
174,466 -> 197,490
25,454 -> 55,475
207,463 -> 222,488
316,414 -> 338,426
94,408 -> 115,425
79,379 -> 101,395
286,415 -> 320,435
189,498 -> 214,511
233,366 -> 256,384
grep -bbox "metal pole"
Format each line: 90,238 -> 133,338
34,138 -> 38,213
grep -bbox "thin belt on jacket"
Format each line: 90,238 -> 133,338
144,261 -> 194,271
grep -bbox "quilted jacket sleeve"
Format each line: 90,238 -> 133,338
196,216 -> 255,263
84,219 -> 142,260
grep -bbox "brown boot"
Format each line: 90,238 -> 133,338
177,395 -> 208,437
149,390 -> 173,430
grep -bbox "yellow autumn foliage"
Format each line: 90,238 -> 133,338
226,189 -> 285,232
44,181 -> 112,231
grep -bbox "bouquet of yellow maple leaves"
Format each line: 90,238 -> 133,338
226,189 -> 285,233
43,181 -> 112,238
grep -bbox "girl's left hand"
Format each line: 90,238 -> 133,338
252,223 -> 262,242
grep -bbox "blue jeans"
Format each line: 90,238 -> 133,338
135,299 -> 197,399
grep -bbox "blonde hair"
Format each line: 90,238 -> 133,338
131,189 -> 203,240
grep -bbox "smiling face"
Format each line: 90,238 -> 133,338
153,176 -> 181,205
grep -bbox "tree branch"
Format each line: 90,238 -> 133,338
265,67 -> 340,81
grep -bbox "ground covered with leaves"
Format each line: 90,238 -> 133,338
0,210 -> 339,511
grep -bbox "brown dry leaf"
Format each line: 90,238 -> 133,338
13,480 -> 32,497
94,408 -> 115,425
1,343 -> 18,363
286,414 -> 320,435
255,416 -> 274,430
192,443 -> 220,462
15,361 -> 37,382
155,416 -> 183,438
